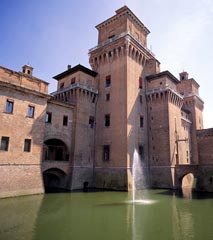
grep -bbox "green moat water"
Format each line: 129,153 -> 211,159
0,190 -> 212,240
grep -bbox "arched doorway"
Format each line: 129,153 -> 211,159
43,139 -> 69,161
43,168 -> 67,192
181,173 -> 196,198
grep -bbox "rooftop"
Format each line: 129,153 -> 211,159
96,5 -> 150,35
53,64 -> 97,80
146,71 -> 180,84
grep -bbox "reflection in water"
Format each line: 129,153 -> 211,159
0,194 -> 43,240
172,192 -> 194,240
33,192 -> 131,240
127,191 -> 160,240
182,187 -> 192,199
0,190 -> 212,240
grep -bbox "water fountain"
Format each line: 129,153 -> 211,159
130,149 -> 155,205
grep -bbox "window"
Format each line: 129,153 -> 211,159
103,145 -> 110,161
108,34 -> 115,39
139,77 -> 143,89
105,114 -> 110,127
60,82 -> 64,89
6,99 -> 14,113
106,75 -> 111,87
92,95 -> 96,103
0,136 -> 9,151
71,77 -> 76,84
140,116 -> 144,128
27,105 -> 35,118
106,93 -> 110,101
45,112 -> 52,123
89,116 -> 95,128
24,139 -> 31,152
63,115 -> 68,126
139,95 -> 143,103
139,145 -> 144,160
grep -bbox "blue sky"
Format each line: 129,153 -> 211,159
0,0 -> 213,128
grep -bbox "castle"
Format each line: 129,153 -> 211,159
0,6 -> 213,198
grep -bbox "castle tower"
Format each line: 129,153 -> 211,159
89,6 -> 159,190
146,72 -> 186,188
177,72 -> 204,164
52,65 -> 98,190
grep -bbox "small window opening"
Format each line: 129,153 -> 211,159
0,136 -> 9,151
103,145 -> 110,161
6,99 -> 14,113
106,75 -> 111,87
105,114 -> 110,127
60,82 -> 64,89
139,145 -> 144,160
24,139 -> 31,152
27,105 -> 35,118
108,35 -> 115,39
71,77 -> 76,84
92,95 -> 96,103
140,116 -> 144,128
89,116 -> 95,128
45,112 -> 52,123
106,93 -> 110,101
63,115 -> 68,126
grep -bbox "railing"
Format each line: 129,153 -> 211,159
89,31 -> 155,57
51,82 -> 98,95
146,85 -> 183,99
182,93 -> 204,103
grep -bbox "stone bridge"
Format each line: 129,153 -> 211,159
174,164 -> 199,189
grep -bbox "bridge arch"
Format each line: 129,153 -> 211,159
182,173 -> 196,189
43,168 -> 67,192
174,165 -> 198,190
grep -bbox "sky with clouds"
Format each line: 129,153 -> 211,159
0,0 -> 212,127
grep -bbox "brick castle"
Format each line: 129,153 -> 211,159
0,6 -> 213,198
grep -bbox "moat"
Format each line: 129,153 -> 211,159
0,190 -> 212,240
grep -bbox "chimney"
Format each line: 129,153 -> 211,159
22,64 -> 33,76
179,71 -> 188,81
67,65 -> 71,70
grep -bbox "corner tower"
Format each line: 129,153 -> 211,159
89,6 -> 160,190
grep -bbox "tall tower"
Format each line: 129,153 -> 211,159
89,6 -> 159,190
177,72 -> 204,164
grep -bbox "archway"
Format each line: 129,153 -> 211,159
43,139 -> 69,161
43,168 -> 67,192
181,173 -> 196,198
